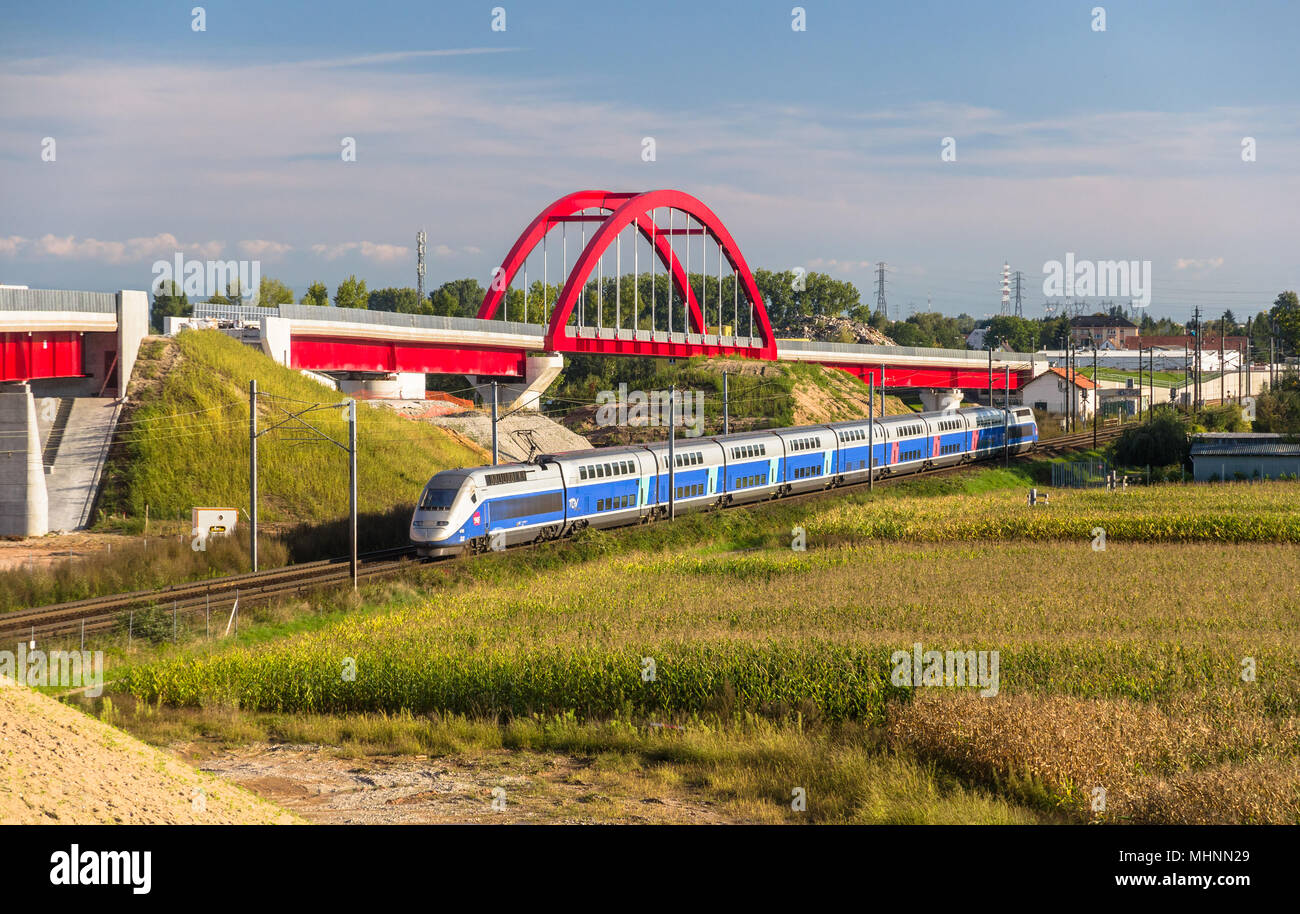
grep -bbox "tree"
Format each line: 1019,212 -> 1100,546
430,278 -> 486,318
334,275 -> 368,309
256,277 -> 294,307
369,287 -> 426,314
984,315 -> 1039,352
1250,310 -> 1272,354
1269,291 -> 1300,357
300,281 -> 329,306
150,280 -> 190,330
1253,372 -> 1300,435
1113,407 -> 1189,467
205,280 -> 243,305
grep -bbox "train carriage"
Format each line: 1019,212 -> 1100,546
411,404 -> 1038,557
772,426 -> 834,494
716,430 -> 783,505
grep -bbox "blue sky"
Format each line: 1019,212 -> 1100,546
1,0 -> 1297,321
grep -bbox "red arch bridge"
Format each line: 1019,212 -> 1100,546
267,190 -> 1042,404
3,191 -> 1042,407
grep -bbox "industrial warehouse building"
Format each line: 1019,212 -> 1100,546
1190,433 -> 1300,481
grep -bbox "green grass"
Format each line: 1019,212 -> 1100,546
105,474 -> 1300,823
98,331 -> 483,531
1078,366 -> 1218,388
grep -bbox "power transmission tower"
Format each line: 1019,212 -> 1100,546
416,230 -> 427,303
875,262 -> 888,320
1000,262 -> 1011,316
1012,270 -> 1024,317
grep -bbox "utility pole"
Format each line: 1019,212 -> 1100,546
1066,343 -> 1073,432
1192,306 -> 1201,410
875,262 -> 888,321
1148,347 -> 1154,416
1246,317 -> 1252,406
490,381 -> 499,466
348,399 -> 357,591
722,371 -> 730,436
249,379 -> 258,572
987,347 -> 993,407
1004,364 -> 1010,466
667,385 -> 676,520
1219,312 -> 1227,405
1270,321 -> 1276,389
1092,344 -> 1098,448
1138,346 -> 1144,421
868,373 -> 875,492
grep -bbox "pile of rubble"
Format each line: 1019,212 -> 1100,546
782,315 -> 896,346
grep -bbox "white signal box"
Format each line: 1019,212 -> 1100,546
192,507 -> 238,538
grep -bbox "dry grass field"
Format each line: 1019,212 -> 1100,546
105,475 -> 1300,824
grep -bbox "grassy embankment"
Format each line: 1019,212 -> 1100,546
108,473 -> 1300,823
0,331 -> 482,611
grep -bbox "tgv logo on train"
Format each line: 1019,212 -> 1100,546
150,253 -> 261,300
1042,253 -> 1152,307
595,385 -> 706,438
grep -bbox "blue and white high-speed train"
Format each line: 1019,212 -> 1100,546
410,404 -> 1037,557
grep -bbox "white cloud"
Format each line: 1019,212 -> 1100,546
20,233 -> 224,264
1175,257 -> 1225,271
311,241 -> 410,262
0,236 -> 26,256
239,239 -> 293,259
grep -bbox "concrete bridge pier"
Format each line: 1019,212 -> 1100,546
920,388 -> 964,412
468,352 -> 565,412
336,372 -> 427,400
0,383 -> 49,537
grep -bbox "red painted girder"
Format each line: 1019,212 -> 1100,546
564,336 -> 767,359
0,332 -> 84,381
290,336 -> 525,377
821,361 -> 1028,389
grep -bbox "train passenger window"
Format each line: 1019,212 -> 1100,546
579,467 -> 588,480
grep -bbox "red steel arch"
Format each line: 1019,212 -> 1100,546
478,190 -> 777,360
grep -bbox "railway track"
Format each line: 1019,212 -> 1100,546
0,546 -> 417,641
3,424 -> 1131,643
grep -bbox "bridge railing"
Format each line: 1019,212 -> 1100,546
0,289 -> 117,313
775,337 -> 1040,364
276,304 -> 545,337
193,303 -> 282,323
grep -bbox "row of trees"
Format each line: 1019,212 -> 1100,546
149,272 -> 1300,360
977,293 -> 1300,357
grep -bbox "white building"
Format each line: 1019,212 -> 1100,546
1021,366 -> 1097,419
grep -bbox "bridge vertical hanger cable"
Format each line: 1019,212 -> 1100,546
597,230 -> 603,331
616,228 -> 621,332
579,217 -> 585,329
523,263 -> 528,324
666,209 -> 673,335
650,207 -> 656,333
717,237 -> 722,336
685,212 -> 690,336
543,225 -> 548,324
633,216 -> 639,334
